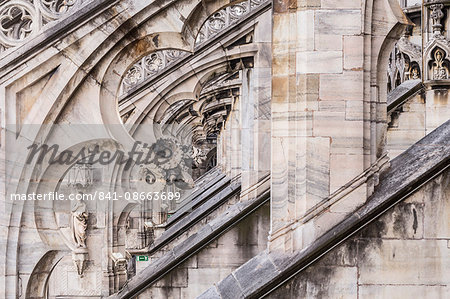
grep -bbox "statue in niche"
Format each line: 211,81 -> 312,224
411,66 -> 420,79
71,195 -> 88,248
432,49 -> 449,80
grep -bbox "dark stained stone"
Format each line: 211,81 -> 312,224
172,225 -> 213,258
149,177 -> 240,254
232,251 -> 280,296
216,273 -> 245,299
109,178 -> 270,299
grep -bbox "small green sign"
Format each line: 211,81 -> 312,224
137,256 -> 148,261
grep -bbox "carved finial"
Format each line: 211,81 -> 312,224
430,3 -> 444,36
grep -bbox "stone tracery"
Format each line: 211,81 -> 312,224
387,41 -> 422,92
119,0 -> 269,95
0,1 -> 36,49
195,0 -> 265,45
0,0 -> 86,52
121,49 -> 189,93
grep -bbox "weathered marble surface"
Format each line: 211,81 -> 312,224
199,120 -> 450,298
270,0 -> 411,252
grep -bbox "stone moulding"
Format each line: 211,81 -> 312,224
268,154 -> 391,244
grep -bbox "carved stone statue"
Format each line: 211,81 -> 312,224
430,3 -> 444,36
411,66 -> 420,79
71,196 -> 88,248
432,49 -> 448,80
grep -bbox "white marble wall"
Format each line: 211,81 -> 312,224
270,0 -> 409,252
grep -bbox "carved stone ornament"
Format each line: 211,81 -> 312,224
120,0 -> 269,94
195,0 -> 267,45
0,2 -> 36,48
122,50 -> 189,93
72,248 -> 88,277
0,0 -> 86,52
71,198 -> 88,248
387,42 -> 422,92
110,252 -> 127,274
37,0 -> 80,20
432,48 -> 449,79
430,3 -> 444,36
193,146 -> 208,166
411,65 -> 420,79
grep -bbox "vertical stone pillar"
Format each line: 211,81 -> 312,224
270,0 -> 369,252
230,95 -> 242,179
239,10 -> 272,200
219,93 -> 242,178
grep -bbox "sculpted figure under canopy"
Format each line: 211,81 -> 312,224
71,196 -> 88,248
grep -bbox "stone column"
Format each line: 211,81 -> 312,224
239,9 -> 272,200
230,94 -> 242,179
270,0 -> 369,252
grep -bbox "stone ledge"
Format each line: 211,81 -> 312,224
387,79 -> 423,113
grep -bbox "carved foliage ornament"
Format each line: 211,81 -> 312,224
122,50 -> 188,93
0,0 -> 85,52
